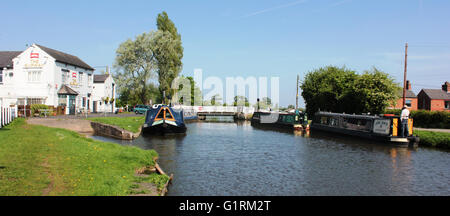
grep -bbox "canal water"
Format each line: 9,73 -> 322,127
92,121 -> 450,196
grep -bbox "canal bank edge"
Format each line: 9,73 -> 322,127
90,121 -> 141,140
89,121 -> 173,195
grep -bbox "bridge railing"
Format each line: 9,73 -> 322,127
172,105 -> 255,114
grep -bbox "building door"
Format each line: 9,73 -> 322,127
93,101 -> 97,113
69,95 -> 76,115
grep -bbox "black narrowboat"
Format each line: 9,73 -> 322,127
310,111 -> 419,147
142,104 -> 187,135
251,110 -> 309,131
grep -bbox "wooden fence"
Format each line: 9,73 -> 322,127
0,106 -> 17,128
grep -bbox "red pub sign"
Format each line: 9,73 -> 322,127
30,53 -> 39,58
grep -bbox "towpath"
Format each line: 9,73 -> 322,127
414,127 -> 450,133
27,118 -> 94,136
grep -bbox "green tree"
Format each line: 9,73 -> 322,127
114,31 -> 163,105
155,11 -> 183,102
257,97 -> 272,109
175,75 -> 202,106
211,94 -> 222,106
354,67 -> 400,114
186,76 -> 202,105
233,96 -> 249,107
301,66 -> 399,115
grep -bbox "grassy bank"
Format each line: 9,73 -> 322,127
0,118 -> 168,196
89,116 -> 145,133
413,130 -> 450,149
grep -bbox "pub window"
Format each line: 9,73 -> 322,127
27,98 -> 44,105
445,101 -> 450,109
27,70 -> 42,82
79,72 -> 84,86
58,95 -> 67,106
17,98 -> 25,105
88,74 -> 92,86
61,69 -> 69,84
0,69 -> 3,84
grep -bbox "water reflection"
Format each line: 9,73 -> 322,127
91,121 -> 450,196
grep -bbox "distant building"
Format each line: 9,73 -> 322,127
0,44 -> 115,114
389,80 -> 418,110
417,81 -> 450,111
93,74 -> 116,113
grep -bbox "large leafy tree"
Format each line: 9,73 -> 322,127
155,11 -> 184,101
354,67 -> 400,114
301,66 -> 399,115
114,31 -> 164,105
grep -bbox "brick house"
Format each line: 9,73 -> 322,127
389,80 -> 418,110
417,81 -> 450,111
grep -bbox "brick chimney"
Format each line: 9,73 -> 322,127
406,80 -> 411,90
442,81 -> 450,93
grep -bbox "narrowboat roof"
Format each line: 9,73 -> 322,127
315,111 -> 382,120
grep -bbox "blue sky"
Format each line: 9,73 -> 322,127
2,0 -> 450,106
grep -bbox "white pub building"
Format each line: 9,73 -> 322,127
0,44 -> 115,115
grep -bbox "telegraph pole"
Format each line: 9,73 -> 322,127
402,43 -> 408,106
296,75 -> 299,110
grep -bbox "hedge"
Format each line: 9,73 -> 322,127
413,130 -> 450,149
383,109 -> 450,129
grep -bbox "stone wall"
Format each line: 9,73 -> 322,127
90,121 -> 141,140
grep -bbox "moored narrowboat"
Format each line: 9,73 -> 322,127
142,104 -> 187,135
251,110 -> 309,131
310,111 -> 419,147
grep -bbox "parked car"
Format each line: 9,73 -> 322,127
133,105 -> 150,114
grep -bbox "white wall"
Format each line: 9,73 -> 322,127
0,44 -> 95,114
92,75 -> 116,112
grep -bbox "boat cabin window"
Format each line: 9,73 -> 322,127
157,109 -> 165,119
343,118 -> 370,131
165,109 -> 174,119
318,116 -> 338,126
320,117 -> 329,125
330,118 -> 339,126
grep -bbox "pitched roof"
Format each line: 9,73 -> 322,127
0,51 -> 21,68
94,74 -> 110,83
35,44 -> 94,71
57,84 -> 79,95
421,89 -> 450,100
397,89 -> 416,98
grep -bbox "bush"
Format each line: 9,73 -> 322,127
384,109 -> 450,129
30,104 -> 50,116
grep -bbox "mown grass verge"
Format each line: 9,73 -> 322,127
89,116 -> 145,133
0,118 -> 168,196
413,130 -> 450,149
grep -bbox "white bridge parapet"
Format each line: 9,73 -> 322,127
172,105 -> 255,115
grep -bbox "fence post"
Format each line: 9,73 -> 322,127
0,107 -> 2,128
